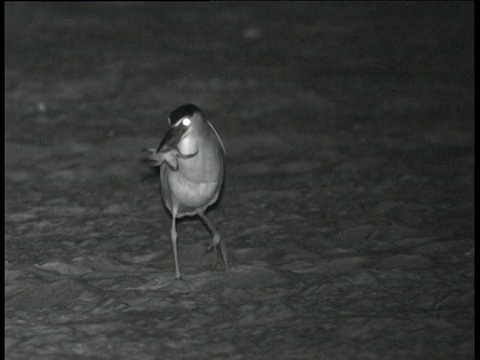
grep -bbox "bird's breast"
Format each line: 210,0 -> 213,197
176,137 -> 224,184
162,166 -> 221,210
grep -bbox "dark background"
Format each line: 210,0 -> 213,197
5,2 -> 474,359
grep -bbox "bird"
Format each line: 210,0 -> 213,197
144,104 -> 228,279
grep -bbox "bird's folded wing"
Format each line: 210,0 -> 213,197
207,121 -> 226,155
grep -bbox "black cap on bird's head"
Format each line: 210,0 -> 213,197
157,104 -> 202,153
169,104 -> 202,126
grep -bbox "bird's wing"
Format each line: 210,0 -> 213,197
207,121 -> 226,156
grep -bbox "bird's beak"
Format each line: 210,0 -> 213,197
157,125 -> 187,152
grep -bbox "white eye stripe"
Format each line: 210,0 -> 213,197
169,116 -> 191,127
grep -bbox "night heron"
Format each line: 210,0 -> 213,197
145,104 -> 228,279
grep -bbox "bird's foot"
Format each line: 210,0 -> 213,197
205,243 -> 220,269
169,275 -> 192,291
205,242 -> 229,271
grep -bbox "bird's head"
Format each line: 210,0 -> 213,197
157,104 -> 204,153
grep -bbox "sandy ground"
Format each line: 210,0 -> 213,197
5,3 -> 474,359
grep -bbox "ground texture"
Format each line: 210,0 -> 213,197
5,3 -> 474,359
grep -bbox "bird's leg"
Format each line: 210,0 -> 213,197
170,213 -> 182,279
198,212 -> 229,270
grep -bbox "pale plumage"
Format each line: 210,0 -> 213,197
145,104 -> 228,279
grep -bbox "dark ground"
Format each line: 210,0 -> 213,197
4,2 -> 474,359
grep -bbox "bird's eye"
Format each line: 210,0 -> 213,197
182,117 -> 191,127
